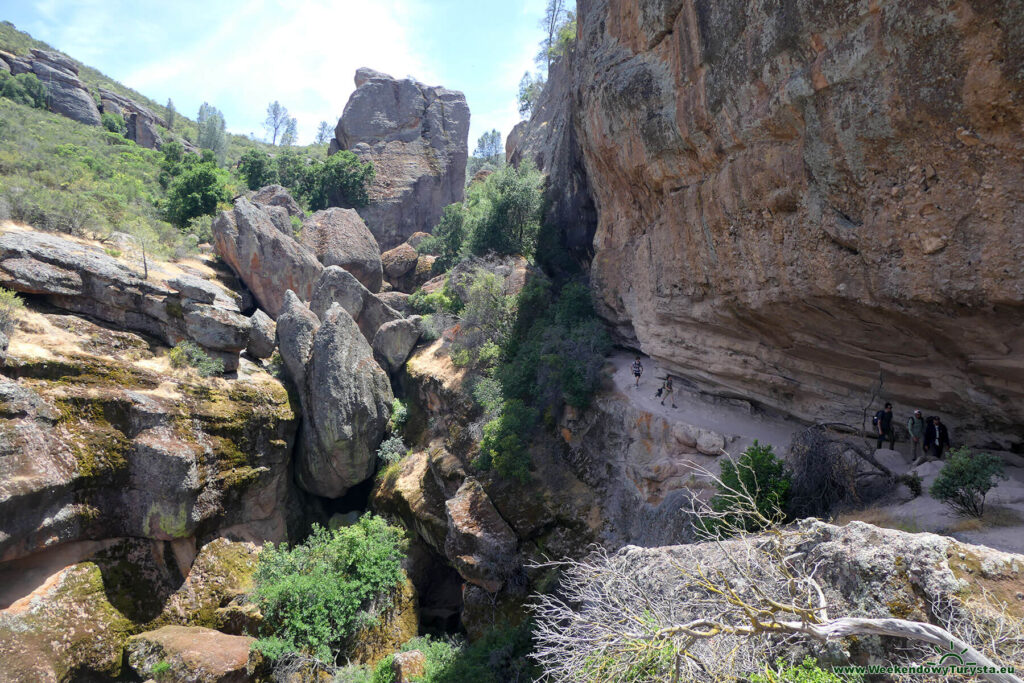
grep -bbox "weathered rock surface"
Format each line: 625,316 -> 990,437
98,87 -> 166,149
372,315 -> 422,374
26,49 -> 101,126
392,650 -> 426,683
300,207 -> 383,292
159,539 -> 260,633
381,238 -> 436,293
332,68 -> 471,249
246,308 -> 276,359
212,198 -> 323,318
444,478 -> 519,593
382,242 -> 418,280
347,575 -> 419,666
0,309 -> 297,563
0,229 -> 250,371
277,295 -> 393,498
543,0 -> 1024,447
251,184 -> 304,218
127,625 -> 260,683
310,265 -> 402,346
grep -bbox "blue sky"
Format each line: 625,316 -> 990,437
1,0 -> 551,148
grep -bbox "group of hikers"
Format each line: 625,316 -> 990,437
630,356 -> 952,468
874,402 -> 951,465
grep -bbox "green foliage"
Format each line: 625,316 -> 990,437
237,148 -> 277,190
451,269 -> 515,369
301,150 -> 375,211
152,659 -> 172,680
417,204 -> 467,272
168,341 -> 224,377
275,150 -> 305,190
368,655 -> 396,683
196,102 -> 227,165
466,162 -> 543,258
162,161 -> 230,228
710,441 -> 791,534
408,288 -> 460,317
518,71 -> 544,118
930,447 -> 1007,517
388,398 -> 408,434
376,435 -> 408,465
315,120 -> 334,145
101,112 -> 126,135
476,399 -> 538,482
750,657 -> 862,683
0,286 -> 25,335
165,98 -> 176,131
252,516 -> 407,663
0,72 -> 47,109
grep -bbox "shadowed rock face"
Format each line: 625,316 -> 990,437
332,68 -> 471,250
534,0 -> 1024,446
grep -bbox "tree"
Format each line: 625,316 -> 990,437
930,448 -> 1008,517
474,129 -> 503,163
0,72 -> 47,109
165,98 -> 176,130
417,203 -> 466,272
518,72 -> 544,119
196,102 -> 227,165
237,149 -> 277,190
275,151 -> 305,191
314,120 -> 333,145
101,112 -> 127,135
163,162 -> 229,228
300,150 -> 375,211
467,162 -> 543,257
264,100 -> 291,145
537,0 -> 568,71
279,116 -> 298,146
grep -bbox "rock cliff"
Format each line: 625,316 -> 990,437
332,68 -> 471,250
515,0 -> 1024,448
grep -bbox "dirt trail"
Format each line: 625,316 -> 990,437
609,351 -> 804,456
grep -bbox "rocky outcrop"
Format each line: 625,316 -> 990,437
300,207 -> 384,292
126,625 -> 261,682
0,230 -> 250,371
98,87 -> 166,149
310,265 -> 403,347
331,68 -> 471,249
381,237 -> 436,293
444,478 -> 519,593
546,0 -> 1024,447
251,184 -> 304,218
212,197 -> 323,318
246,309 -> 276,359
24,49 -> 101,126
372,316 -> 422,374
277,293 -> 393,498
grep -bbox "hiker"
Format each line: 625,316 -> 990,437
632,356 -> 643,387
660,376 -> 677,408
923,416 -> 951,460
907,409 -> 926,464
874,402 -> 895,450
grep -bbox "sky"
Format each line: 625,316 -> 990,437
0,0 -> 550,148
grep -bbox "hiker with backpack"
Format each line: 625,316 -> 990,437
907,409 -> 926,464
659,376 -> 677,408
873,402 -> 896,450
632,356 -> 643,388
923,415 -> 951,460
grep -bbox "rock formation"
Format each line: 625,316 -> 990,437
300,207 -> 384,292
514,0 -> 1024,448
310,265 -> 404,346
97,87 -> 166,149
5,48 -> 101,126
381,236 -> 436,293
331,68 -> 471,249
277,293 -> 393,498
126,626 -> 263,682
0,230 -> 250,371
212,197 -> 323,318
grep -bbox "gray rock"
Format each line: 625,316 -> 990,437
381,243 -> 418,280
296,303 -> 394,498
372,315 -> 421,373
444,478 -> 518,592
97,88 -> 168,150
300,208 -> 383,292
263,205 -> 293,236
28,50 -> 101,126
167,274 -> 220,305
275,290 -> 320,388
0,330 -> 7,363
212,198 -> 323,318
252,184 -> 304,218
377,291 -> 412,315
126,626 -> 259,683
247,309 -> 276,359
182,304 -> 250,354
332,69 -> 470,249
309,266 -> 401,346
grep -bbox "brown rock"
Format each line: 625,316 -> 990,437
347,575 -> 419,666
126,625 -> 260,683
406,232 -> 431,249
392,650 -> 426,682
444,478 -> 518,593
251,184 -> 303,218
300,207 -> 383,292
381,242 -> 419,280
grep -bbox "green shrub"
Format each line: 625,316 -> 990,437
466,162 -> 543,258
162,162 -> 230,228
101,112 -> 127,135
450,269 -> 515,369
408,288 -> 459,316
289,214 -> 302,235
0,287 -> 25,335
376,435 -> 408,465
274,150 -> 305,190
168,340 -> 224,377
369,654 -> 396,683
301,150 -> 375,211
388,398 -> 408,433
476,399 -> 537,482
708,440 -> 791,534
151,659 -> 172,680
930,447 -> 1007,517
394,623 -> 538,683
750,656 -> 862,682
0,72 -> 47,109
418,203 -> 467,272
252,516 -> 407,664
237,148 -> 277,190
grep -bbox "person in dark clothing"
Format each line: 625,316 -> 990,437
908,409 -> 926,464
923,416 -> 951,460
875,402 -> 895,450
660,377 -> 677,408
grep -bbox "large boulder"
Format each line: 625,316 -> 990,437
98,88 -> 167,149
246,308 -> 276,359
300,207 -> 383,292
28,49 -> 101,126
212,197 -> 323,318
0,230 -> 249,371
372,315 -> 422,373
251,184 -> 304,218
331,68 -> 470,249
309,266 -> 402,346
126,626 -> 262,683
444,478 -> 518,593
276,294 -> 394,498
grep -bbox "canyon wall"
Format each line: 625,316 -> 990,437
520,0 -> 1024,447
